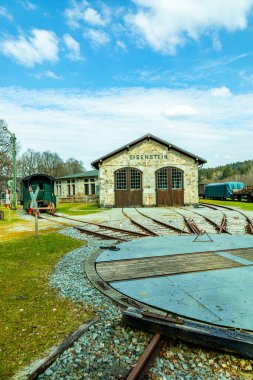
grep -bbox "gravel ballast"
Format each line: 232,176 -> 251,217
37,221 -> 253,380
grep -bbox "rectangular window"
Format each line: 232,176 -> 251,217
172,169 -> 183,189
56,180 -> 62,196
116,169 -> 127,190
157,168 -> 168,189
56,185 -> 61,196
84,183 -> 89,195
130,169 -> 141,190
91,183 -> 95,195
67,185 -> 71,195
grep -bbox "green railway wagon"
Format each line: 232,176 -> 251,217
20,174 -> 56,213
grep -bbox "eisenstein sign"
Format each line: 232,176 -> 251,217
129,154 -> 168,160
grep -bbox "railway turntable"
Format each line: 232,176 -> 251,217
87,234 -> 253,357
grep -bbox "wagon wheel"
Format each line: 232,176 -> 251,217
48,202 -> 55,215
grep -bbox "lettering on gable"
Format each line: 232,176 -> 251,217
129,154 -> 168,160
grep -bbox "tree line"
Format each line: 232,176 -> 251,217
199,159 -> 253,185
0,148 -> 85,179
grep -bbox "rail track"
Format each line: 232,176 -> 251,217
40,203 -> 253,240
122,208 -> 189,236
177,206 -> 230,234
40,212 -> 149,241
125,333 -> 163,380
200,202 -> 253,235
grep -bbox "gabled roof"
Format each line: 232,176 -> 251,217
91,133 -> 207,169
21,174 -> 55,183
56,169 -> 98,180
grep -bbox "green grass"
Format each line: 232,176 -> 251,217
56,202 -> 103,215
0,205 -> 24,224
0,232 -> 93,379
199,198 -> 253,211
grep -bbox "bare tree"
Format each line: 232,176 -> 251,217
17,149 -> 40,177
37,151 -> 63,176
63,157 -> 85,175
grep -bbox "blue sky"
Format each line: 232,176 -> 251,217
1,0 -> 253,169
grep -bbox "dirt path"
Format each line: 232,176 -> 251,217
0,211 -> 63,242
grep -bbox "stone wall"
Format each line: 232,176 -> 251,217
98,139 -> 199,207
55,178 -> 98,199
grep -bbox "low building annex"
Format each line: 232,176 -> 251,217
55,169 -> 99,202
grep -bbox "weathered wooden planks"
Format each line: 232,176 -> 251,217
96,251 -> 244,282
229,248 -> 253,262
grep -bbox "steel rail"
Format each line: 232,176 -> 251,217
53,213 -> 149,237
122,209 -> 158,236
201,202 -> 253,235
179,207 -> 230,234
14,318 -> 98,380
41,213 -> 151,241
198,203 -> 230,234
169,209 -> 202,234
74,226 -> 128,241
125,333 -> 163,380
135,208 -> 190,234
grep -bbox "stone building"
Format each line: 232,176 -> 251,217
55,169 -> 99,202
91,134 -> 206,207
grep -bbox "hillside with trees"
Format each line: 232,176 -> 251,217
199,160 -> 253,185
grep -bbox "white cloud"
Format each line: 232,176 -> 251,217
34,71 -> 61,80
65,0 -> 109,28
116,40 -> 127,52
212,31 -> 222,51
210,87 -> 231,97
125,0 -> 253,54
1,86 -> 253,168
164,105 -> 199,118
0,6 -> 13,21
18,1 -> 37,10
0,29 -> 59,67
63,34 -> 83,61
83,7 -> 105,25
84,29 -> 109,46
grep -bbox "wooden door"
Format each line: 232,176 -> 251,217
156,167 -> 184,206
115,168 -> 143,207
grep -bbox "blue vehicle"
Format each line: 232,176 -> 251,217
204,182 -> 245,200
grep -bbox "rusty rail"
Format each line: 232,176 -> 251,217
169,209 -> 202,234
43,213 -> 152,240
125,333 -> 163,380
135,208 -> 190,234
74,226 -> 128,241
122,209 -> 158,236
180,206 -> 229,234
53,213 -> 149,237
186,218 -> 202,234
201,202 -> 253,235
219,215 -> 228,234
